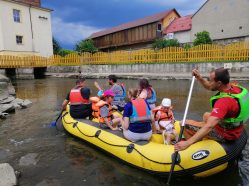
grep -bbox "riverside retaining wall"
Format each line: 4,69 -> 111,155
46,62 -> 249,80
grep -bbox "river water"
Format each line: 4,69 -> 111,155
0,78 -> 249,186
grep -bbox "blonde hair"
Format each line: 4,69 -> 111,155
128,88 -> 138,99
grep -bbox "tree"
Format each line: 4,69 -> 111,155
75,39 -> 98,54
193,31 -> 212,46
52,37 -> 61,55
58,49 -> 77,57
152,38 -> 180,50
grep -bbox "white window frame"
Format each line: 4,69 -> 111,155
13,9 -> 21,23
16,35 -> 23,45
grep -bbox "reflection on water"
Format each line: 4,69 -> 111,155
0,78 -> 249,186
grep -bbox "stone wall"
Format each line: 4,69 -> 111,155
46,62 -> 249,75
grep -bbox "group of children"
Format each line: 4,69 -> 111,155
92,88 -> 178,145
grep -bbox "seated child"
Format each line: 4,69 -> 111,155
95,90 -> 123,130
153,98 -> 179,144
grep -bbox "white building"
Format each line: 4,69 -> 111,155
163,15 -> 192,44
191,0 -> 249,44
0,0 -> 53,57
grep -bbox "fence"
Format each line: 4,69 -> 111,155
1,42 -> 249,68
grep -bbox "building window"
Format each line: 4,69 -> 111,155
157,23 -> 162,31
13,9 -> 21,23
16,35 -> 23,45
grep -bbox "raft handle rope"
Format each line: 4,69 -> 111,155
62,112 -> 187,169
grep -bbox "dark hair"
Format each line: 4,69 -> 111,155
139,79 -> 151,89
76,78 -> 85,85
214,67 -> 230,85
108,75 -> 117,83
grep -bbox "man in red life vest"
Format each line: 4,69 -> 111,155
175,67 -> 249,151
62,78 -> 92,119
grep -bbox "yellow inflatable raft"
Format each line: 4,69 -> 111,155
61,108 -> 247,177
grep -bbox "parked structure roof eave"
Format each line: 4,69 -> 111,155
1,0 -> 53,12
89,8 -> 180,39
192,0 -> 209,18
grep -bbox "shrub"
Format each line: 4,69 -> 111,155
75,39 -> 98,54
153,39 -> 180,49
193,31 -> 212,46
58,49 -> 76,57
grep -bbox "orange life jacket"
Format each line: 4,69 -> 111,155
95,100 -> 113,123
90,97 -> 100,118
69,87 -> 90,105
152,106 -> 174,123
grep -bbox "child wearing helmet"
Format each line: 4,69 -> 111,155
152,98 -> 179,144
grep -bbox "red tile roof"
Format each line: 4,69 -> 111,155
89,9 -> 180,39
163,15 -> 192,34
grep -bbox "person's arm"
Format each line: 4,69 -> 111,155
151,113 -> 157,133
192,69 -> 212,90
62,100 -> 69,110
62,92 -> 70,110
94,81 -> 103,91
123,117 -> 130,130
104,118 -> 118,130
155,111 -> 160,121
174,116 -> 221,151
139,89 -> 147,99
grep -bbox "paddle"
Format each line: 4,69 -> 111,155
49,110 -> 63,128
166,76 -> 195,185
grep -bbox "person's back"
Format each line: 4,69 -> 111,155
122,89 -> 156,142
62,78 -> 92,119
108,75 -> 126,111
138,79 -> 157,109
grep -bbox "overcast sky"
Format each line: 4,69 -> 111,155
42,0 -> 206,49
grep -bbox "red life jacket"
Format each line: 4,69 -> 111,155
69,87 -> 90,105
130,99 -> 151,123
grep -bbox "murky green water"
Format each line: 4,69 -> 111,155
0,78 -> 249,186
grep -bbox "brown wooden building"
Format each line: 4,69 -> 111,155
89,9 -> 180,51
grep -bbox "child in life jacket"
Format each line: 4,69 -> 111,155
153,98 -> 178,145
94,90 -> 123,130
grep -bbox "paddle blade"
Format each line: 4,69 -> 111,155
49,121 -> 57,128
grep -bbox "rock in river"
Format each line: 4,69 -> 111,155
0,163 -> 17,186
19,153 -> 39,166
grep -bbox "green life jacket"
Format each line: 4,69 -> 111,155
210,85 -> 249,129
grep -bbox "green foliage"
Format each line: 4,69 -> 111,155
52,37 -> 61,55
75,39 -> 98,54
58,49 -> 76,57
166,39 -> 180,47
183,43 -> 191,50
152,39 -> 180,49
193,31 -> 212,46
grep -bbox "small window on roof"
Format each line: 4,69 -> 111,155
157,23 -> 162,31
